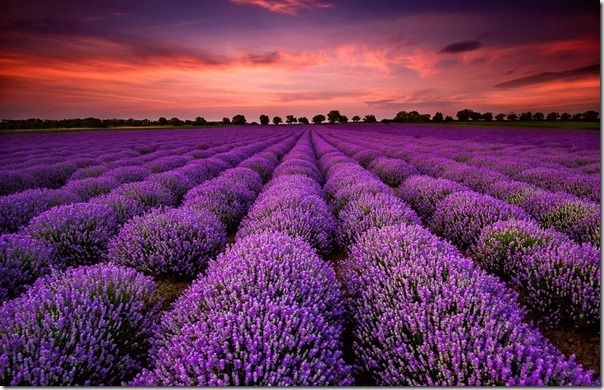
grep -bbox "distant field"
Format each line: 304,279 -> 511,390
447,120 -> 600,130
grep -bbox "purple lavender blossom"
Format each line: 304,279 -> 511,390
109,207 -> 225,279
26,203 -> 119,266
0,264 -> 159,385
137,232 -> 351,386
0,234 -> 55,301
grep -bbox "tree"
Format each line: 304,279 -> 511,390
420,113 -> 431,122
582,110 -> 599,121
560,113 -> 571,121
158,117 -> 168,126
470,111 -> 482,121
432,112 -> 444,122
272,116 -> 283,125
169,117 -> 183,126
352,115 -> 361,123
519,112 -> 533,121
298,116 -> 309,124
222,117 -> 231,124
232,114 -> 246,125
312,114 -> 325,124
532,112 -> 544,121
194,116 -> 207,125
571,113 -> 583,121
327,110 -> 341,124
546,112 -> 560,121
481,112 -> 493,121
259,114 -> 270,125
495,113 -> 506,121
456,109 -> 475,121
394,111 -> 408,122
286,115 -> 297,125
507,113 -> 518,121
444,115 -> 454,122
339,115 -> 349,123
363,114 -> 377,123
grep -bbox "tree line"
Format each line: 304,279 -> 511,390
0,109 -> 599,130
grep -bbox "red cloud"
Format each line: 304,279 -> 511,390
230,0 -> 332,15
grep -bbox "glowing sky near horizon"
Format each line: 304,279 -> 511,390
0,0 -> 599,120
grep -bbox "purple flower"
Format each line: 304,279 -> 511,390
397,175 -> 468,220
337,192 -> 419,247
63,176 -> 120,201
26,203 -> 119,266
0,264 -> 159,385
518,242 -> 600,328
368,157 -> 418,187
137,232 -> 351,386
0,234 -> 55,301
472,219 -> 566,277
103,165 -> 150,184
431,191 -> 532,249
0,189 -> 81,233
341,223 -> 597,386
109,207 -> 226,279
147,171 -> 194,204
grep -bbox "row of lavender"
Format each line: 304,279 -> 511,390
307,131 -> 597,385
319,128 -> 599,330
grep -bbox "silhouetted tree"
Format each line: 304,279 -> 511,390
495,113 -> 506,121
470,111 -> 482,121
169,117 -> 183,126
312,114 -> 326,124
222,117 -> 231,124
339,115 -> 349,123
507,113 -> 518,121
327,110 -> 341,124
363,114 -> 377,123
272,116 -> 283,125
444,115 -> 454,122
352,115 -> 361,122
298,116 -> 309,124
286,115 -> 297,124
582,110 -> 599,121
481,112 -> 493,121
560,113 -> 571,121
532,112 -> 544,121
250,121 -> 259,125
259,114 -> 270,125
456,109 -> 475,121
194,116 -> 207,125
232,114 -> 246,125
571,113 -> 583,121
158,117 -> 168,126
394,111 -> 408,122
546,112 -> 560,121
432,112 -> 444,122
519,112 -> 533,121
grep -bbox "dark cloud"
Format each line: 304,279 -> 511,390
494,64 -> 599,88
439,40 -> 481,54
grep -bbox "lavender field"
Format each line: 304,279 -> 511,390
0,124 -> 600,386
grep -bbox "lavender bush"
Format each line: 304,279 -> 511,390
109,208 -> 226,279
0,264 -> 159,385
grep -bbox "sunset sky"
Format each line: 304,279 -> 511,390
0,0 -> 599,120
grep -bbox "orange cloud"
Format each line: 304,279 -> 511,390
230,0 -> 332,15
